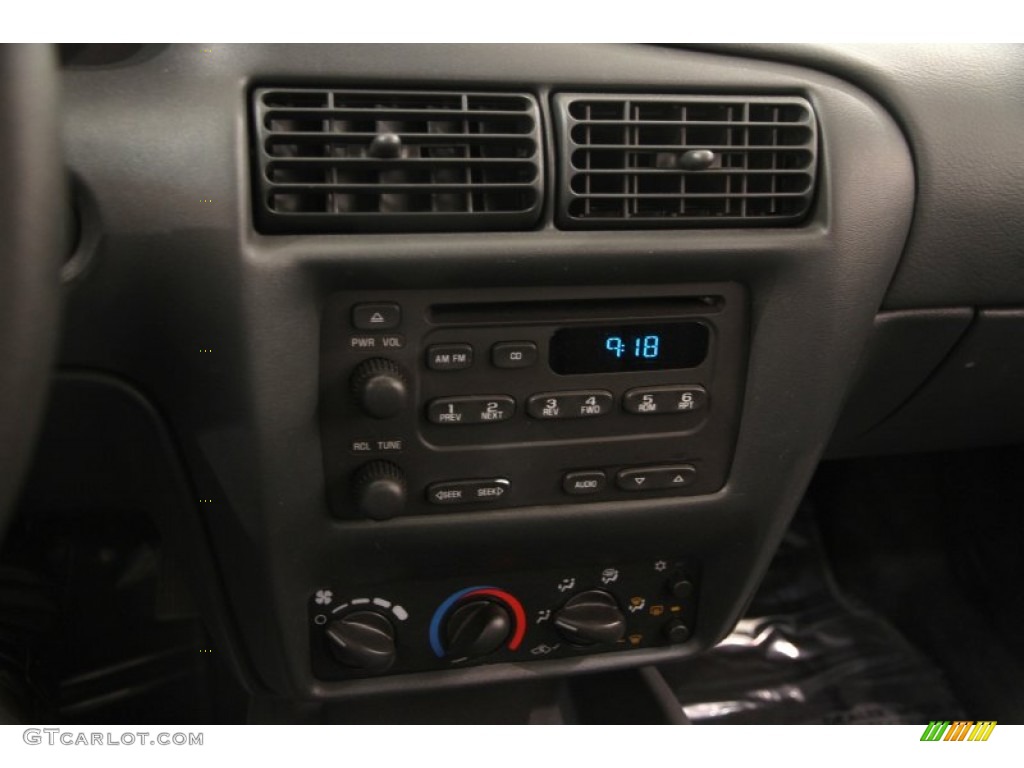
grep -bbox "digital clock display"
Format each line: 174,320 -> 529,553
549,322 -> 710,374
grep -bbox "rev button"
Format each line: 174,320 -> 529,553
616,465 -> 697,492
427,479 -> 511,506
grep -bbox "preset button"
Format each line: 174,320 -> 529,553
623,385 -> 707,415
427,395 -> 515,425
526,391 -> 613,420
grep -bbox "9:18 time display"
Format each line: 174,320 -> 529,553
549,322 -> 710,375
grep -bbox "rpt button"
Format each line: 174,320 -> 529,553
427,395 -> 515,425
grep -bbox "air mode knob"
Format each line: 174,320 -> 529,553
325,611 -> 397,672
351,358 -> 409,419
354,461 -> 407,520
553,589 -> 627,646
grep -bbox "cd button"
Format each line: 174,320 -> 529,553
492,341 -> 538,369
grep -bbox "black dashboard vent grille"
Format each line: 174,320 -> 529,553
555,94 -> 817,228
253,89 -> 543,233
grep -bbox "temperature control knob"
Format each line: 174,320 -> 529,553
553,589 -> 626,646
351,358 -> 409,419
325,611 -> 396,672
353,461 -> 407,520
444,599 -> 512,659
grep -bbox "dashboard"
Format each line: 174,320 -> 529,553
8,43 -> 1024,714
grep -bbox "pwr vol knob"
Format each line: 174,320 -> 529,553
351,358 -> 409,419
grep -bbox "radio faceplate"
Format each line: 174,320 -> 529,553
320,284 -> 747,520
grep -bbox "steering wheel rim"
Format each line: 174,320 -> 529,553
0,44 -> 63,538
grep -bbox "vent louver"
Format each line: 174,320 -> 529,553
253,89 -> 543,233
555,94 -> 818,228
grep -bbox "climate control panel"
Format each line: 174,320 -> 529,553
308,558 -> 699,679
319,284 -> 746,520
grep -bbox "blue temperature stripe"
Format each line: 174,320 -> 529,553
429,586 -> 499,657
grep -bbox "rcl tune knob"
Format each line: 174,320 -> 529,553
553,589 -> 627,646
354,461 -> 407,520
325,611 -> 397,672
351,358 -> 409,419
444,599 -> 512,659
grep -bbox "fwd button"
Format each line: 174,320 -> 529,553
616,465 -> 697,492
427,478 -> 511,506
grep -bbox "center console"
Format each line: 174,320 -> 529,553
315,284 -> 743,677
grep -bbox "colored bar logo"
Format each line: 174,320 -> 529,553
920,721 -> 997,741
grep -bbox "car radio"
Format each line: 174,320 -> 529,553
319,283 -> 747,521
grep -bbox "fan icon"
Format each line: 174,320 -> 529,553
314,589 -> 333,606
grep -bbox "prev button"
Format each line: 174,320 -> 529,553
427,396 -> 515,425
427,478 -> 511,505
616,465 -> 697,491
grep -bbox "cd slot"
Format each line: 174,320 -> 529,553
429,296 -> 723,327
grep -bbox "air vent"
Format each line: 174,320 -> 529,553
252,89 -> 543,233
555,94 -> 817,228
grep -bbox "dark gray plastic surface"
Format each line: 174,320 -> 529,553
685,44 -> 1024,310
836,309 -> 1024,457
55,44 -> 913,698
827,308 -> 973,456
0,45 -> 62,538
